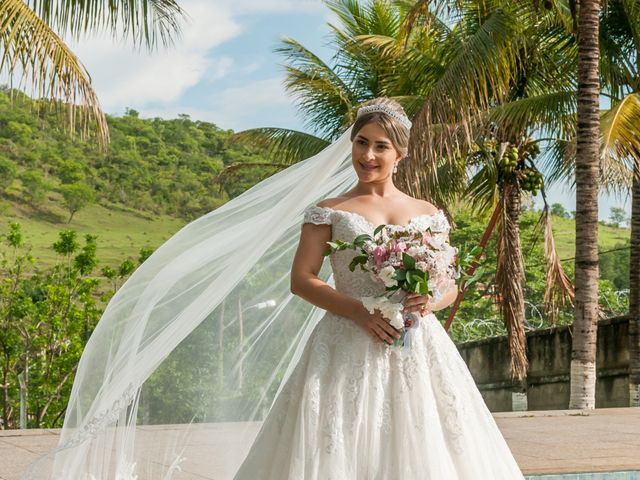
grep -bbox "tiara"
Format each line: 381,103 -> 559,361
356,103 -> 412,129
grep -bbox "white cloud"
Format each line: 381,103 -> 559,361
208,77 -> 295,127
142,77 -> 300,131
69,0 -> 243,111
215,0 -> 323,14
62,0 -> 325,114
38,0 -> 327,130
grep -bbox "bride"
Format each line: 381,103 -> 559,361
24,97 -> 524,479
232,97 -> 525,479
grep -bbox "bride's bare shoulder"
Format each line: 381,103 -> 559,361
316,197 -> 349,209
409,197 -> 441,215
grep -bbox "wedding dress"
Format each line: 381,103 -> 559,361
233,204 -> 525,480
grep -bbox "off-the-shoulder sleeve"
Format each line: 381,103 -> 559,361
431,210 -> 451,233
302,205 -> 332,225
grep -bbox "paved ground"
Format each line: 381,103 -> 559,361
1,407 -> 638,479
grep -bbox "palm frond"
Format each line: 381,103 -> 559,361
463,143 -> 503,214
26,0 -> 184,51
410,6 -> 522,191
326,0 -> 406,99
399,0 -> 464,44
488,91 -> 577,141
539,206 -> 575,324
353,32 -> 448,94
0,0 -> 108,143
538,138 -> 576,190
622,0 -> 640,50
231,128 -> 330,166
275,37 -> 356,138
599,92 -> 640,193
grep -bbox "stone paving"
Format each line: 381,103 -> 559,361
0,407 -> 638,479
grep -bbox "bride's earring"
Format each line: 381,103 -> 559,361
393,162 -> 398,174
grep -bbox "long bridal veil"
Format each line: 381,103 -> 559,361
24,125 -> 357,479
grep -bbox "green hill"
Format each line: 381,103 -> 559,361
0,87 -> 281,268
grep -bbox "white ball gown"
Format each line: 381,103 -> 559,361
233,204 -> 525,479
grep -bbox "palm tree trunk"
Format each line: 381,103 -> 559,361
629,153 -> 640,407
569,0 -> 601,410
495,184 -> 529,391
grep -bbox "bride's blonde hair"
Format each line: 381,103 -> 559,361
350,97 -> 410,158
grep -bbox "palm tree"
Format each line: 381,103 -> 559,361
0,0 -> 184,143
567,0 -> 601,409
401,0 -> 579,397
407,0 -> 640,409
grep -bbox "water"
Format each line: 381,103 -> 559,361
526,472 -> 640,480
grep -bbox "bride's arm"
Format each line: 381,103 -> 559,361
290,222 -> 368,321
290,220 -> 402,345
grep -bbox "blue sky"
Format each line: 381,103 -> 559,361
67,0 -> 632,224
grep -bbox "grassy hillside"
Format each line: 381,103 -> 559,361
0,190 -> 184,268
548,213 -> 630,260
1,189 -> 631,277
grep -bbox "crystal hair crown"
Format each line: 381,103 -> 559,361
356,103 -> 412,129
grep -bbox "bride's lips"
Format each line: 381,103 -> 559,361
360,162 -> 379,171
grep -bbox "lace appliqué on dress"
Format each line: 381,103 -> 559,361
303,205 -> 332,225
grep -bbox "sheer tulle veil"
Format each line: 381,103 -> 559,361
23,122 -> 361,479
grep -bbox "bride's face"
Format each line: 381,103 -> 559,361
351,122 -> 403,182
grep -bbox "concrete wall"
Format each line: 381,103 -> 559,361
455,315 -> 630,412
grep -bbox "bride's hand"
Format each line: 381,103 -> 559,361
353,306 -> 401,345
403,292 -> 433,317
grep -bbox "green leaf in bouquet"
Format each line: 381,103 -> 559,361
394,269 -> 407,281
410,269 -> 426,282
373,224 -> 386,236
353,234 -> 372,247
348,254 -> 368,272
325,240 -> 352,253
402,252 -> 415,270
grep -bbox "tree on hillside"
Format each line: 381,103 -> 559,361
0,157 -> 17,193
20,171 -> 47,205
551,203 -> 570,218
60,183 -> 95,223
0,0 -> 185,142
609,207 -> 629,228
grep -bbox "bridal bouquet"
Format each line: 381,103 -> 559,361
323,220 -> 461,354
